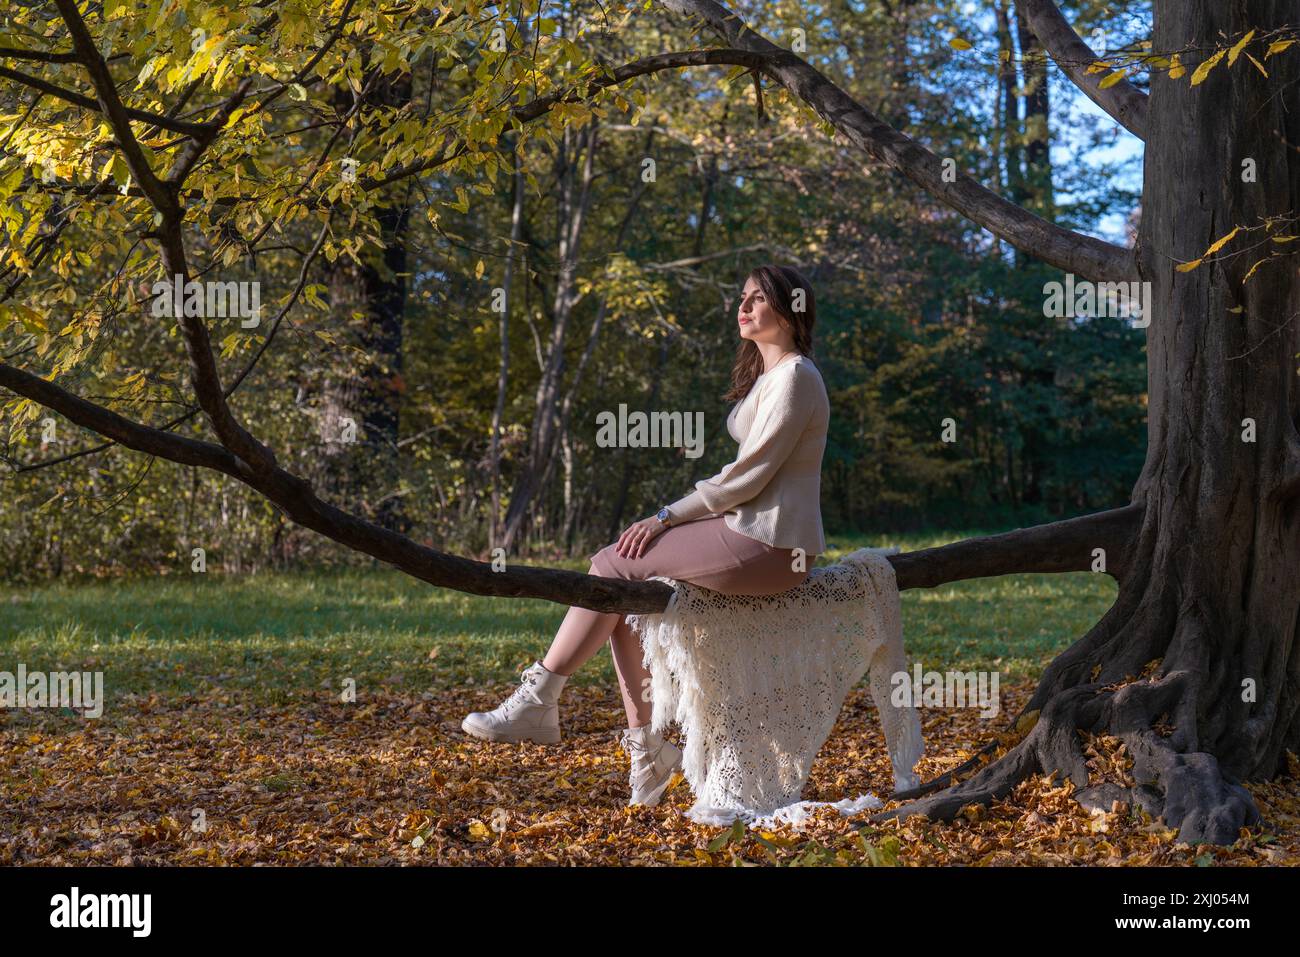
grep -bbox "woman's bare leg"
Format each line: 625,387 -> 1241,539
540,560 -> 652,727
540,562 -> 622,676
609,617 -> 653,727
540,603 -> 620,676
538,605 -> 652,728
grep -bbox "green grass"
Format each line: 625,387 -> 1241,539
0,529 -> 1117,713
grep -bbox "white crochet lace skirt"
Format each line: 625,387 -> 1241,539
626,548 -> 924,828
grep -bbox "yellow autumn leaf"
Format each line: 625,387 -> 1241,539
1270,235 -> 1298,243
949,37 -> 972,51
1168,53 -> 1185,79
1243,257 -> 1269,281
1190,47 -> 1227,85
467,820 -> 492,840
474,259 -> 485,279
1203,226 -> 1241,256
1246,53 -> 1269,77
1265,39 -> 1296,58
1176,258 -> 1202,273
1098,68 -> 1127,89
1227,29 -> 1255,65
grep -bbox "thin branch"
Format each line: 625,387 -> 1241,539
13,211 -> 336,473
364,49 -> 771,190
0,46 -> 81,64
0,64 -> 212,138
643,244 -> 771,270
166,0 -> 359,185
224,211 -> 332,398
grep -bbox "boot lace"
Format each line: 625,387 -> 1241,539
499,668 -> 544,718
621,730 -> 665,787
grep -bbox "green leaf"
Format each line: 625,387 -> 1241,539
705,818 -> 745,851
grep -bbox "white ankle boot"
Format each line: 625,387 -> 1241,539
461,661 -> 566,744
620,726 -> 683,806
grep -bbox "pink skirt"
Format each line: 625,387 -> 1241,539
588,515 -> 812,596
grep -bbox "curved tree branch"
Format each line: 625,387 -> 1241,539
1,354 -> 1146,614
658,0 -> 1137,283
0,360 -> 676,613
1019,0 -> 1149,140
0,362 -> 249,478
53,0 -> 279,473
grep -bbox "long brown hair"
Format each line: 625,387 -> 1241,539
723,264 -> 817,404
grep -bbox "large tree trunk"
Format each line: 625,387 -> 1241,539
883,0 -> 1300,844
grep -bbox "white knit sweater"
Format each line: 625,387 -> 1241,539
665,354 -> 828,555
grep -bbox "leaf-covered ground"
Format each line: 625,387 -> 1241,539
4,678 -> 1297,866
3,545 -> 1297,865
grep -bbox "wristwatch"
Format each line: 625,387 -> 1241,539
656,506 -> 672,527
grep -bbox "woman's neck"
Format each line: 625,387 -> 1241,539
761,349 -> 800,375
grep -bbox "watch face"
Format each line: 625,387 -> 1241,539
657,508 -> 669,522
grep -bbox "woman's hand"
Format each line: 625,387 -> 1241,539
615,516 -> 666,560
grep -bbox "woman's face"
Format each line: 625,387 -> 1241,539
737,277 -> 786,343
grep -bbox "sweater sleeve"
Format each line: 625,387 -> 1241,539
666,366 -> 816,524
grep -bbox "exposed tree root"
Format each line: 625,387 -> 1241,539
870,671 -> 1264,845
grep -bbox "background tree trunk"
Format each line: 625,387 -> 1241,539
1015,0 -> 1053,218
320,70 -> 413,532
500,121 -> 598,551
995,1 -> 1023,207
489,143 -> 526,550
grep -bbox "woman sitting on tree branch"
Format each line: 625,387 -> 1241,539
462,264 -> 830,806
